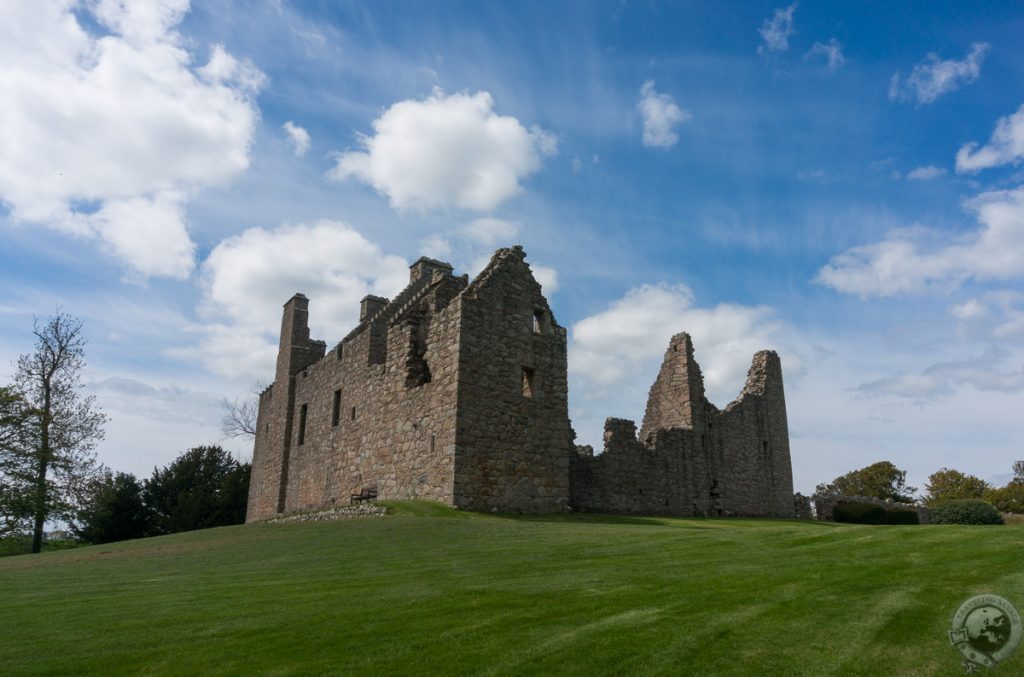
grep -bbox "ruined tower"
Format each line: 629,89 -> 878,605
247,246 -> 795,522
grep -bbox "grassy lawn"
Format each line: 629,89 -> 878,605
1,503 -> 1022,676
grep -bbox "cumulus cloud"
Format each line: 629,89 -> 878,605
889,43 -> 989,104
175,221 -> 410,380
637,80 -> 691,149
758,3 -> 798,55
283,121 -> 311,157
569,283 -> 783,403
0,1 -> 264,279
857,349 -> 1024,401
816,186 -> 1024,297
805,39 -> 845,72
329,89 -> 556,212
956,104 -> 1024,173
906,165 -> 947,180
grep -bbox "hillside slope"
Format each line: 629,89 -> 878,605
1,504 -> 1022,675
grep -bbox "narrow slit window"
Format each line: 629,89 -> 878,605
430,434 -> 436,454
350,406 -> 356,421
297,404 -> 308,446
762,440 -> 769,459
532,309 -> 544,334
522,366 -> 536,397
332,389 -> 341,427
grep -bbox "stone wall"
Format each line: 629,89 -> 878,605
453,247 -> 573,512
569,334 -> 794,518
248,246 -> 795,522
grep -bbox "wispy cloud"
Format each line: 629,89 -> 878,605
906,165 -> 946,180
805,39 -> 845,72
856,349 -> 1024,401
758,3 -> 798,55
889,43 -> 989,104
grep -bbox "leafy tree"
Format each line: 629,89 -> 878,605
1014,460 -> 1024,482
6,313 -> 106,553
815,461 -> 917,503
922,468 -> 991,507
985,483 -> 1024,514
144,446 -> 250,534
72,471 -> 151,544
0,387 -> 34,538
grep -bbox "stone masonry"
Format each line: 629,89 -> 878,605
247,246 -> 794,522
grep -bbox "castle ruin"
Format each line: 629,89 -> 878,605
247,246 -> 794,521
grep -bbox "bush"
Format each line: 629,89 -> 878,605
885,509 -> 920,525
931,499 -> 1003,525
833,501 -> 887,525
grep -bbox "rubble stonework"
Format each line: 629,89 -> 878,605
247,246 -> 795,522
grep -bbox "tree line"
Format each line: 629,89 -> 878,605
1,312 -> 249,555
815,459 -> 1024,511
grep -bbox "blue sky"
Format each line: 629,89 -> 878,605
2,1 -> 1024,495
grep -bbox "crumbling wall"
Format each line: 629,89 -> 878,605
248,247 -> 796,523
569,334 -> 794,518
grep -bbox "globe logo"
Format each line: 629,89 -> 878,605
950,595 -> 1022,671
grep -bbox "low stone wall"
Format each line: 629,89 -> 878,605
264,504 -> 389,524
814,495 -> 932,524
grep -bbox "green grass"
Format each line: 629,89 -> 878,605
2,504 -> 1023,676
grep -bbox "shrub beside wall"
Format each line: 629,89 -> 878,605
931,499 -> 1004,525
833,501 -> 887,524
885,509 -> 920,525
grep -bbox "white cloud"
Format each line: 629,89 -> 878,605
328,89 -> 556,211
569,283 -> 783,403
460,217 -> 520,246
532,265 -> 559,294
856,349 -> 1024,401
949,291 -> 1024,342
177,220 -> 410,380
637,80 -> 691,149
758,3 -> 798,55
956,104 -> 1024,173
419,233 -> 452,260
889,43 -> 989,104
0,1 -> 264,279
817,186 -> 1024,297
283,121 -> 311,157
906,165 -> 947,180
805,38 -> 845,71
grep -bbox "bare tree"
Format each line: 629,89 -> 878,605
220,382 -> 266,440
11,313 -> 107,553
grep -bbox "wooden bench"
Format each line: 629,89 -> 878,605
350,487 -> 378,505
